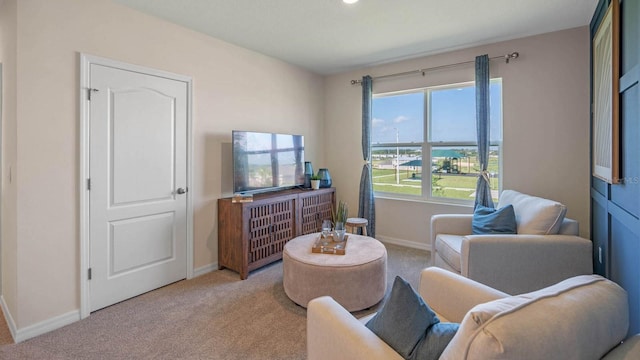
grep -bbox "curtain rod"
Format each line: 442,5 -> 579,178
350,52 -> 519,85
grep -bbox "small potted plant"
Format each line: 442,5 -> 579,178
310,174 -> 321,190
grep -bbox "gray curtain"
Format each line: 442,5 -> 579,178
358,75 -> 376,237
474,55 -> 494,208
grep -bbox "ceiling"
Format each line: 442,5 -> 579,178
114,0 -> 599,75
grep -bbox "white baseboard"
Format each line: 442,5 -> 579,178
15,310 -> 80,343
1,296 -> 80,343
376,235 -> 431,251
193,262 -> 218,278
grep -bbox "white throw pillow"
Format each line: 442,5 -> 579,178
440,275 -> 629,360
497,190 -> 567,234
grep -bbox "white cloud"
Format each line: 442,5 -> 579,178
372,118 -> 385,127
393,115 -> 409,123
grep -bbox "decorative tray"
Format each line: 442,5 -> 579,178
311,234 -> 349,255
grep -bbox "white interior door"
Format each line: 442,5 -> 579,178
89,63 -> 188,312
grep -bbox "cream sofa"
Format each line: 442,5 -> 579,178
307,267 -> 639,360
431,190 -> 593,294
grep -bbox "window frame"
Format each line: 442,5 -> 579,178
371,79 -> 503,205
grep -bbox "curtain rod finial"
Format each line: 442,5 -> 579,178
351,79 -> 362,85
505,52 -> 519,63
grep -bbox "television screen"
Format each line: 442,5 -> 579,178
232,131 -> 305,194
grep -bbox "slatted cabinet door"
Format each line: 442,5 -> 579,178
299,188 -> 336,235
247,199 -> 295,270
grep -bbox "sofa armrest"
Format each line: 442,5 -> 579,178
418,267 -> 508,323
430,214 -> 473,263
307,296 -> 403,360
558,217 -> 579,235
461,234 -> 593,294
603,334 -> 640,359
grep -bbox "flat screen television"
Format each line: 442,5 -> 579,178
232,130 -> 305,194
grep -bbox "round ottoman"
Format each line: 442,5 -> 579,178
283,233 -> 387,311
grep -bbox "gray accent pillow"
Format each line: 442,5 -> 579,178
366,276 -> 439,358
472,204 -> 517,234
409,322 -> 460,360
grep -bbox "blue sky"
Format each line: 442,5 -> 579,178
372,82 -> 502,144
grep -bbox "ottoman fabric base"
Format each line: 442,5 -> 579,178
283,234 -> 387,312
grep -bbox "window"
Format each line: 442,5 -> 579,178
371,80 -> 502,203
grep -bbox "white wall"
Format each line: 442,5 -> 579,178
6,0 -> 324,332
325,27 -> 591,248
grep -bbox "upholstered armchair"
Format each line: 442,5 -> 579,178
430,190 -> 593,294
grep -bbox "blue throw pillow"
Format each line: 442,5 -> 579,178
409,322 -> 460,360
472,204 -> 517,234
366,276 -> 439,358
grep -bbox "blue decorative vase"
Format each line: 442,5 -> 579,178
304,161 -> 313,188
317,168 -> 332,188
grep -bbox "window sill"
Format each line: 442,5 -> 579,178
374,193 -> 474,208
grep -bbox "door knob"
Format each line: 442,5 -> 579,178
176,188 -> 187,195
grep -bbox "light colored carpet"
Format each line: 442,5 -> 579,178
0,243 -> 429,359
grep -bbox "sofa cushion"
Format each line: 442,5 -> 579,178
366,276 -> 439,358
497,190 -> 567,235
434,234 -> 463,273
472,204 -> 517,235
440,275 -> 629,360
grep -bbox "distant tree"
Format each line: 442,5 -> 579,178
432,174 -> 444,197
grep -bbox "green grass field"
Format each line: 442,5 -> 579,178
372,167 -> 499,201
